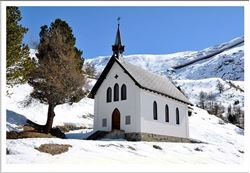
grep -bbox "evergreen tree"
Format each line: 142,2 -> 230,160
228,114 -> 237,124
7,7 -> 34,87
28,19 -> 86,133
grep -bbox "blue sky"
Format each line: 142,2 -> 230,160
20,7 -> 244,59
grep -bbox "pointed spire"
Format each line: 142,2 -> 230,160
112,17 -> 125,59
114,24 -> 122,46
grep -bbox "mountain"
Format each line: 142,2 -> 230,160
6,37 -> 244,165
86,36 -> 244,81
26,37 -> 245,109
86,36 -> 244,126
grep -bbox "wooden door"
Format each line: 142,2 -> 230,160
112,108 -> 120,130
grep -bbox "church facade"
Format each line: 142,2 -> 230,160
88,24 -> 192,141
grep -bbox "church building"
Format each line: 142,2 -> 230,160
88,23 -> 192,142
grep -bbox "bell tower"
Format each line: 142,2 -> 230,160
112,17 -> 125,59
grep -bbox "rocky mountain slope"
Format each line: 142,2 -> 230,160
86,37 -> 244,81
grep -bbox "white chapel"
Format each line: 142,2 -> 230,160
88,23 -> 192,141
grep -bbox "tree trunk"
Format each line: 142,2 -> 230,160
43,104 -> 55,134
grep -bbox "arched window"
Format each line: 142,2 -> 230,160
153,101 -> 157,120
106,87 -> 112,103
121,84 -> 127,100
165,104 -> 169,122
114,83 -> 119,101
176,108 -> 180,125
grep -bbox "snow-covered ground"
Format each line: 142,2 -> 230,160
6,106 -> 244,166
6,84 -> 94,132
4,36 -> 245,167
5,84 -> 244,165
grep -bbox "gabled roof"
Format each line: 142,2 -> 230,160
88,57 -> 192,106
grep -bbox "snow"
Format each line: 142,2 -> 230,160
175,45 -> 244,80
6,83 -> 94,132
86,36 -> 244,81
6,106 -> 244,166
29,48 -> 38,59
5,83 -> 244,165
4,36 -> 245,168
175,78 -> 244,108
65,129 -> 95,139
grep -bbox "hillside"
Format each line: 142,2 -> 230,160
86,37 -> 244,81
86,36 -> 244,125
5,36 -> 245,165
6,84 -> 244,165
175,78 -> 244,109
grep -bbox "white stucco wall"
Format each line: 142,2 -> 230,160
94,61 -> 141,132
140,90 -> 189,138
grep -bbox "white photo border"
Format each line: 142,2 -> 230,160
1,1 -> 249,172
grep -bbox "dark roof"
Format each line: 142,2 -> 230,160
88,57 -> 192,106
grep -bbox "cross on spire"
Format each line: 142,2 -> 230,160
117,17 -> 121,25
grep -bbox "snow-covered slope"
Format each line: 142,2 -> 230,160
175,46 -> 244,80
86,37 -> 244,81
6,83 -> 94,132
175,78 -> 244,108
6,78 -> 244,132
6,82 -> 244,165
6,105 -> 244,165
85,36 -> 244,118
5,36 -> 245,166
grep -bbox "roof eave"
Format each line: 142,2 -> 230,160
88,57 -> 193,106
139,86 -> 193,106
88,56 -> 116,99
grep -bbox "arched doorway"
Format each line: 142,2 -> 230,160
112,108 -> 120,130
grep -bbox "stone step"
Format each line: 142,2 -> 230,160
86,131 -> 109,140
103,129 -> 125,139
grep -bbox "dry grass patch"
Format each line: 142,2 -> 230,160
7,131 -> 54,139
56,124 -> 86,133
35,144 -> 72,155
